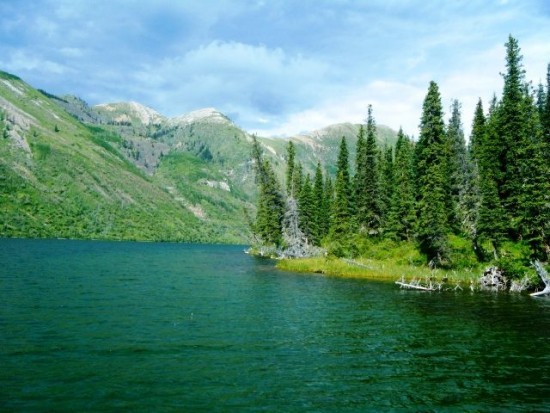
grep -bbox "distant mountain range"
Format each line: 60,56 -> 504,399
0,70 -> 397,243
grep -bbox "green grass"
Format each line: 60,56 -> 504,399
277,252 -> 481,286
276,235 -> 547,290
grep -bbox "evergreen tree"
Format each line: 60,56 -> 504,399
285,141 -> 296,196
477,94 -> 511,243
292,162 -> 304,198
536,82 -> 545,120
477,173 -> 507,259
355,105 -> 381,233
298,174 -> 315,244
251,136 -> 285,246
379,144 -> 394,227
336,136 -> 352,211
514,91 -> 550,259
543,63 -> 550,151
323,175 -> 334,237
414,81 -> 450,264
497,35 -> 527,224
312,162 -> 327,243
469,98 -> 486,158
386,128 -> 416,241
460,155 -> 483,260
330,137 -> 352,239
353,124 -> 366,225
446,99 -> 468,232
255,159 -> 285,246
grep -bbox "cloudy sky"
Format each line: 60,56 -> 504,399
1,0 -> 549,137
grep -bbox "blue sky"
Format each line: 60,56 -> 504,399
1,0 -> 549,137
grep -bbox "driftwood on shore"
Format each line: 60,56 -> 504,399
395,280 -> 435,291
531,260 -> 550,297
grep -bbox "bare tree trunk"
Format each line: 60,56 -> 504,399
531,260 -> 550,297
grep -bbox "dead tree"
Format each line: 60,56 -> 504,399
531,260 -> 550,297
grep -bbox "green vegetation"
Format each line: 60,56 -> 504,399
251,35 -> 549,289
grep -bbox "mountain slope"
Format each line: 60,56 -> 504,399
1,70 -> 398,243
0,71 -> 246,242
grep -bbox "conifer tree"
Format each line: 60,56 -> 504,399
355,105 -> 381,233
469,99 -> 486,158
255,159 -> 285,246
251,136 -> 285,246
285,141 -> 296,196
543,63 -> 550,151
536,82 -> 545,120
497,35 -> 527,223
514,91 -> 550,259
330,137 -> 352,239
446,99 -> 468,232
353,124 -> 366,224
386,128 -> 416,241
477,172 -> 507,259
415,81 -> 450,264
298,174 -> 315,244
323,175 -> 334,237
379,144 -> 394,226
313,162 -> 327,243
292,162 -> 304,198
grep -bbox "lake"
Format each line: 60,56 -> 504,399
1,238 -> 549,412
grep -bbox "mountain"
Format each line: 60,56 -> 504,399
0,70 -> 398,243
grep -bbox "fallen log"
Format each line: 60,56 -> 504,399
395,281 -> 435,291
530,260 -> 550,297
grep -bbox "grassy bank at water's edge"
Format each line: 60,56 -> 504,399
276,256 -> 482,286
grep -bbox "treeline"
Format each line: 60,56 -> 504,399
251,36 -> 549,268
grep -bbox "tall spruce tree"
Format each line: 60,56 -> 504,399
251,136 -> 285,246
285,141 -> 296,196
386,128 -> 416,241
469,99 -> 486,158
354,124 -> 366,226
515,90 -> 550,259
463,100 -> 486,258
298,175 -> 315,244
415,81 -> 450,264
543,63 -> 550,151
255,159 -> 285,246
313,162 -> 327,243
292,162 -> 304,198
355,105 -> 381,233
323,175 -> 334,237
497,35 -> 527,225
379,144 -> 394,227
446,99 -> 468,232
536,82 -> 546,120
477,172 -> 507,259
330,137 -> 352,239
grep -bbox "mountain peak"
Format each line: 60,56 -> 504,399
169,107 -> 232,126
94,101 -> 165,125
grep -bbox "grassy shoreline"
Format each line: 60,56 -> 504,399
276,255 -> 482,286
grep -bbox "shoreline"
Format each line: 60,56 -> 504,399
275,256 -> 549,294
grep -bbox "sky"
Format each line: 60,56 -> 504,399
1,0 -> 549,138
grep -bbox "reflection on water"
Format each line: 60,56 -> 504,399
1,238 -> 549,412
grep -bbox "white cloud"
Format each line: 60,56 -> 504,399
131,40 -> 332,120
3,50 -> 69,75
252,80 -> 426,138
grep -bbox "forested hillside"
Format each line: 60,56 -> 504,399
0,70 -> 396,243
250,36 -> 549,282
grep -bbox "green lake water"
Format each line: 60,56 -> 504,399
1,238 -> 549,412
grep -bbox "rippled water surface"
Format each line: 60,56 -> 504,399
1,239 -> 549,412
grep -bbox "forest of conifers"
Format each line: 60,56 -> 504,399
250,36 -> 550,275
